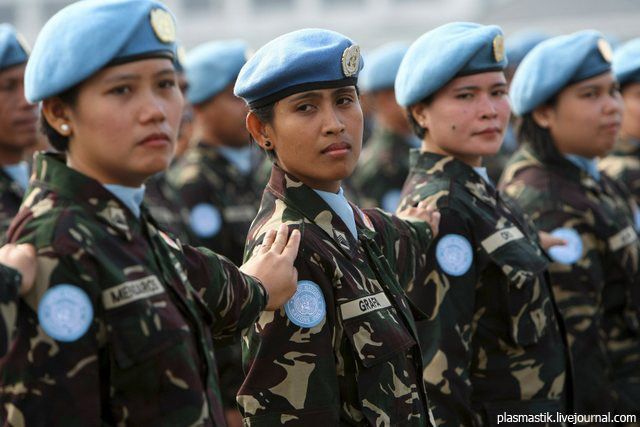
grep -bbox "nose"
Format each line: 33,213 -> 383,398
479,94 -> 498,120
322,105 -> 346,136
140,91 -> 167,124
603,90 -> 623,116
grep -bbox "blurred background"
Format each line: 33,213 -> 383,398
3,0 -> 639,51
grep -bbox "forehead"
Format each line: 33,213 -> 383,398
0,63 -> 26,81
281,85 -> 358,102
91,57 -> 176,82
442,71 -> 507,90
566,71 -> 615,91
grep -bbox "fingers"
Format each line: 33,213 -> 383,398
270,224 -> 289,254
257,229 -> 277,255
281,229 -> 301,262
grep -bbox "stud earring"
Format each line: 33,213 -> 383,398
60,123 -> 70,134
264,140 -> 272,147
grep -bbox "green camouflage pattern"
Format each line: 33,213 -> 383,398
599,137 -> 640,207
500,146 -> 640,415
0,168 -> 24,244
144,170 -> 190,242
0,152 -> 268,426
350,128 -> 413,211
239,163 -> 436,426
0,263 -> 20,358
398,151 -> 569,426
166,142 -> 263,266
166,142 -> 265,411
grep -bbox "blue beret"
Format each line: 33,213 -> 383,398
186,40 -> 249,104
395,22 -> 507,107
613,38 -> 640,87
25,0 -> 177,103
505,30 -> 548,66
0,24 -> 29,72
234,28 -> 363,108
358,42 -> 408,93
174,42 -> 186,73
510,30 -> 613,115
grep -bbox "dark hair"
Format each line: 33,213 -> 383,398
517,111 -> 564,163
406,95 -> 434,140
39,86 -> 80,152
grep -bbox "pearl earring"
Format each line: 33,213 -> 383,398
60,123 -> 70,134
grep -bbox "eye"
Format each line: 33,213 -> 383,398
580,90 -> 597,98
492,88 -> 508,97
610,85 -> 621,97
336,95 -> 354,105
109,85 -> 131,95
295,103 -> 314,113
159,79 -> 176,89
455,92 -> 473,100
0,81 -> 17,92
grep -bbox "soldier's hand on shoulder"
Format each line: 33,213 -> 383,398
240,224 -> 300,311
396,200 -> 440,237
538,231 -> 567,251
0,243 -> 37,296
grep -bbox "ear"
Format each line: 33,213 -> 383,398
532,105 -> 553,129
41,97 -> 74,137
246,112 -> 274,151
409,102 -> 429,131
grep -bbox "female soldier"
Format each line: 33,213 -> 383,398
394,22 -> 569,425
234,28 -> 440,425
600,38 -> 640,208
501,30 -> 639,416
0,1 -> 300,425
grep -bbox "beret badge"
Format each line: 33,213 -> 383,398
342,44 -> 361,77
492,35 -> 505,63
150,8 -> 176,44
597,38 -> 613,63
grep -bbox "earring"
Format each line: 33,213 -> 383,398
60,123 -> 70,134
264,140 -> 272,147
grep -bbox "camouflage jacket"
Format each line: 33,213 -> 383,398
1,152 -> 268,426
239,164 -> 436,426
500,146 -> 640,414
398,151 -> 569,426
144,170 -> 190,242
0,168 -> 24,243
166,142 -> 263,266
0,263 -> 20,358
350,128 -> 412,211
599,137 -> 640,207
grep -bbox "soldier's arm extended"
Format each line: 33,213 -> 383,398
403,206 -> 481,426
236,227 -> 341,424
182,225 -> 299,343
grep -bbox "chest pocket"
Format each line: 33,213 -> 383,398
482,227 -> 552,347
341,297 -> 416,368
102,275 -> 191,369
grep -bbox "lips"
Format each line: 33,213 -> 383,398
138,132 -> 170,146
600,121 -> 621,133
321,141 -> 351,154
473,126 -> 501,136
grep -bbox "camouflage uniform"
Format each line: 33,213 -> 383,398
144,171 -> 190,242
167,142 -> 262,265
499,146 -> 640,415
0,263 -> 20,358
239,164 -> 436,426
398,151 -> 569,426
0,169 -> 24,241
350,128 -> 412,211
599,138 -> 640,206
1,152 -> 268,426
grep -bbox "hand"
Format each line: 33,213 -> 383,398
0,243 -> 37,296
240,224 -> 300,311
397,200 -> 441,238
538,231 -> 567,251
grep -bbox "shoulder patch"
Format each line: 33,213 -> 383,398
285,280 -> 326,328
38,284 -> 93,342
189,203 -> 222,238
436,234 -> 473,276
548,227 -> 583,265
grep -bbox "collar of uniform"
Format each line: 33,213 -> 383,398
409,150 -> 498,206
267,163 -> 361,256
611,136 -> 640,156
522,145 -> 600,190
31,152 -> 137,240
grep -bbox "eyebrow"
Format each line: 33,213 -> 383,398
452,82 -> 507,92
104,68 -> 176,83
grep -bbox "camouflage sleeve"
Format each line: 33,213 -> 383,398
181,245 -> 267,344
237,228 -> 342,425
403,206 -> 480,426
0,263 -> 21,357
3,213 -> 104,425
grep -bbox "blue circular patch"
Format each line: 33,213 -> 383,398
190,203 -> 222,238
285,280 -> 326,328
38,284 -> 93,342
436,234 -> 473,276
548,227 -> 583,265
381,189 -> 402,213
634,208 -> 640,233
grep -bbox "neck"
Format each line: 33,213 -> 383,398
278,164 -> 341,193
67,151 -> 144,187
0,145 -> 25,165
421,139 -> 482,167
